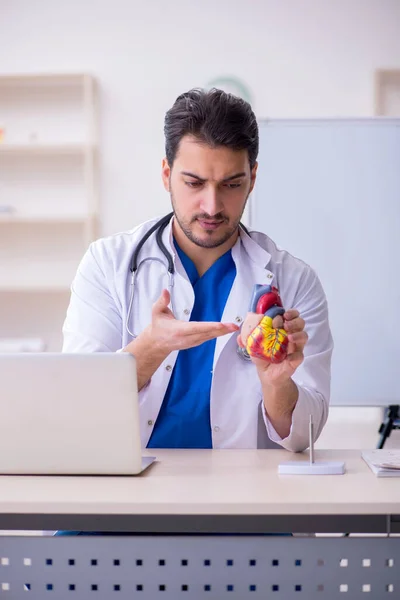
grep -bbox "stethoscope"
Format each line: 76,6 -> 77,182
125,212 -> 253,361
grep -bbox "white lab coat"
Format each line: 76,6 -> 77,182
62,216 -> 333,451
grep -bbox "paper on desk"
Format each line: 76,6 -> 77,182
362,450 -> 400,471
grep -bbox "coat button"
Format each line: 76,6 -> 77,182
213,426 -> 220,433
235,316 -> 242,323
166,365 -> 172,372
183,309 -> 190,316
148,420 -> 153,426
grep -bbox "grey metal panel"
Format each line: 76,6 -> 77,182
0,535 -> 399,599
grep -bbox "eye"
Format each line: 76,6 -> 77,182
224,182 -> 242,189
185,181 -> 203,188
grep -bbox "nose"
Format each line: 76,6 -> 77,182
199,185 -> 224,217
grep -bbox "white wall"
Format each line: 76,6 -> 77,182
1,0 -> 399,236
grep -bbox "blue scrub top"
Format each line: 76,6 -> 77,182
147,240 -> 236,448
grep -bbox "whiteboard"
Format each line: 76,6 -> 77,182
251,118 -> 400,406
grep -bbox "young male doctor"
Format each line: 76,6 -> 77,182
63,88 -> 333,452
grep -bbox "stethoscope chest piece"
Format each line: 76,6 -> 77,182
236,345 -> 252,362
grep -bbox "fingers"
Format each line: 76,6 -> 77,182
240,313 -> 263,345
184,324 -> 239,346
287,330 -> 308,351
152,289 -> 171,315
272,315 -> 284,329
282,310 -> 307,354
152,290 -> 240,351
237,334 -> 245,348
285,350 -> 305,366
284,315 -> 305,334
184,321 -> 239,336
284,309 -> 300,320
249,355 -> 270,370
159,288 -> 170,306
168,321 -> 240,350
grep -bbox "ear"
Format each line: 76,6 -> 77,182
249,161 -> 258,194
161,158 -> 171,192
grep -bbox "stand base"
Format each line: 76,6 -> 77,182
278,461 -> 346,475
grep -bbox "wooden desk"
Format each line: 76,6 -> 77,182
0,449 -> 399,533
1,450 -> 400,599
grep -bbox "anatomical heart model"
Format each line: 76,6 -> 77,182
240,285 -> 289,364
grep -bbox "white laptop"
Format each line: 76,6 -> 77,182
0,353 -> 155,475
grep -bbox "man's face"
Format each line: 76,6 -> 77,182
162,135 -> 257,248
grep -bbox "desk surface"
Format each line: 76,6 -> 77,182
1,449 -> 400,517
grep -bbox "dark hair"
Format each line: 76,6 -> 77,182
164,88 -> 259,169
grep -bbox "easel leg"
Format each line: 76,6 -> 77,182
377,405 -> 400,449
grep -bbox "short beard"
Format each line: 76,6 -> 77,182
171,193 -> 247,249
